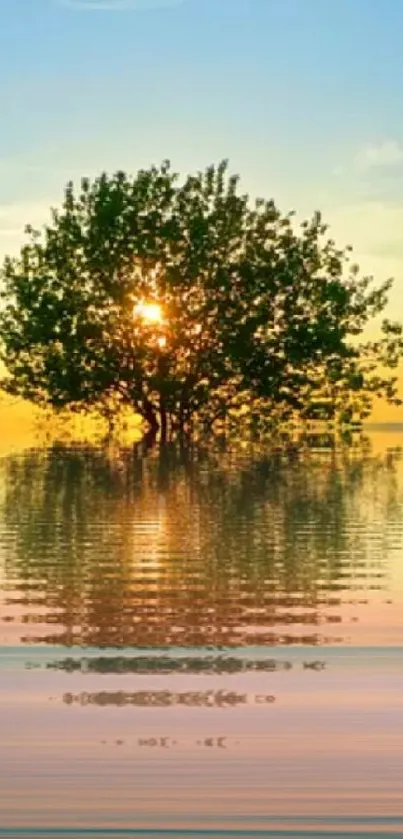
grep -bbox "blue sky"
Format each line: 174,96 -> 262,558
2,0 -> 403,318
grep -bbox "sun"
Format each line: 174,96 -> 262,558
134,302 -> 163,324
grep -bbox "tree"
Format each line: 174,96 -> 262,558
0,160 -> 402,440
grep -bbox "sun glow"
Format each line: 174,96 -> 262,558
134,302 -> 164,324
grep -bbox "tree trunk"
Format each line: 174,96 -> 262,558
142,399 -> 159,437
160,402 -> 168,444
178,399 -> 189,435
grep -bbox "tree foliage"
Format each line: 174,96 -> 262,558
0,160 -> 402,438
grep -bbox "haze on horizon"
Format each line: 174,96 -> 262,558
1,0 -> 403,422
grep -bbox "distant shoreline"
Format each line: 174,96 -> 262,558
364,422 -> 403,429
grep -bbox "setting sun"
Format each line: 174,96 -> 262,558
134,302 -> 164,324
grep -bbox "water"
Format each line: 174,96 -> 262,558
0,430 -> 402,837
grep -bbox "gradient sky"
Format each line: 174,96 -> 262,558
2,0 -> 403,403
3,0 -> 403,278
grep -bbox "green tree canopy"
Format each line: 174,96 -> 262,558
0,160 -> 402,439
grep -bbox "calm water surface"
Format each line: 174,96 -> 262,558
0,429 -> 402,837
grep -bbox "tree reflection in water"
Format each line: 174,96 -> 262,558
0,435 -> 401,647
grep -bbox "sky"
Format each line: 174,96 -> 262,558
2,0 -> 403,417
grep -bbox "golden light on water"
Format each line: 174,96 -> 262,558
134,302 -> 164,324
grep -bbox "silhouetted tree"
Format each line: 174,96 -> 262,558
1,160 -> 402,439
